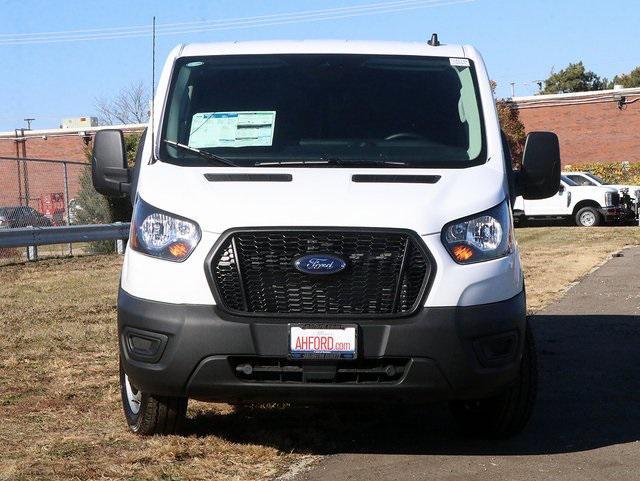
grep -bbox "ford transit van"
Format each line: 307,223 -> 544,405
92,39 -> 560,438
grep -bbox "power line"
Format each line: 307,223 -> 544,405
0,0 -> 475,46
0,0 -> 461,38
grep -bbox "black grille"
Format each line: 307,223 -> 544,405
209,230 -> 432,317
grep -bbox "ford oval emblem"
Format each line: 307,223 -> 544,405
294,254 -> 347,275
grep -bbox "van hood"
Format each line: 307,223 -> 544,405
138,163 -> 506,235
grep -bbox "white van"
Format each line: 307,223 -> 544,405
92,39 -> 560,438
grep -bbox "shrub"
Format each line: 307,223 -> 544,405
564,162 -> 640,185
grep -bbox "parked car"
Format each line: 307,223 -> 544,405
91,39 -> 560,438
513,175 -> 626,227
0,206 -> 53,229
564,171 -> 640,199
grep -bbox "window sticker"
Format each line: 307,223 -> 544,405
188,111 -> 276,148
449,58 -> 470,67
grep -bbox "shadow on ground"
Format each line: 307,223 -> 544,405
184,314 -> 640,456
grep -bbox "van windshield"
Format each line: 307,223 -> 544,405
160,54 -> 485,168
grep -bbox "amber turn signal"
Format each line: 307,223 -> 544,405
168,242 -> 189,258
452,244 -> 474,262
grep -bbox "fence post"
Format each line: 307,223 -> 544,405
63,162 -> 72,255
115,222 -> 125,255
26,225 -> 38,260
27,245 -> 38,261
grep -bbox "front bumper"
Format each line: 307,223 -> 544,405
599,206 -> 631,223
119,288 -> 526,404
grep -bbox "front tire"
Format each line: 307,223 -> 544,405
575,206 -> 601,227
449,323 -> 538,438
120,361 -> 187,435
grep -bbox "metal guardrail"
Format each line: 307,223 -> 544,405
0,223 -> 130,249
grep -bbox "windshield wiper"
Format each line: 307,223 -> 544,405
326,158 -> 408,168
254,159 -> 408,168
162,139 -> 239,167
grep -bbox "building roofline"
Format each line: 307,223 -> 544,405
0,123 -> 147,140
510,86 -> 640,109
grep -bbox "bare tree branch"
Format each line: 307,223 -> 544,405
95,81 -> 150,125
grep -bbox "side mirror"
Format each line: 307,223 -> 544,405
558,184 -> 565,194
518,131 -> 561,200
92,129 -> 130,197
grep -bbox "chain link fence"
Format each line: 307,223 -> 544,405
0,156 -> 118,264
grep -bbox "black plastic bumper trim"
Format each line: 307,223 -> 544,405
118,288 -> 526,403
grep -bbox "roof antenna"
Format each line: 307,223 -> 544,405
150,16 -> 156,164
427,33 -> 440,46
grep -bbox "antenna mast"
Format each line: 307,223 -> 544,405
150,16 -> 156,163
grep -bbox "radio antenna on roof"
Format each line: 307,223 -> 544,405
150,16 -> 156,164
427,33 -> 440,46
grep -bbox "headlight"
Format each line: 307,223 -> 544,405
604,191 -> 619,207
442,200 -> 513,264
130,198 -> 201,262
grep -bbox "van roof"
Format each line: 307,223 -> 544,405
178,40 -> 467,59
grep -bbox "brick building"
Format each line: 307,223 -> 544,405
511,86 -> 640,167
0,124 -> 144,215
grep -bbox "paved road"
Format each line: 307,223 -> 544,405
296,248 -> 640,481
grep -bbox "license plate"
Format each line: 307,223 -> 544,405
289,325 -> 357,360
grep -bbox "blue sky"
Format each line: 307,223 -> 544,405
0,0 -> 638,131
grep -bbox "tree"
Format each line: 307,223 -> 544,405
612,66 -> 640,88
540,62 -> 608,94
491,81 -> 526,168
95,81 -> 150,125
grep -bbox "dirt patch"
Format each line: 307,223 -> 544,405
1,227 -> 638,480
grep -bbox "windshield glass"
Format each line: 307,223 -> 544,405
561,175 -> 578,186
160,54 -> 485,168
585,173 -> 607,185
567,174 -> 594,186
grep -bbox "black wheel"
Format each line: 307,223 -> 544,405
449,323 -> 538,438
575,206 -> 601,227
120,360 -> 187,435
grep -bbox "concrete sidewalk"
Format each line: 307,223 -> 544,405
296,248 -> 640,481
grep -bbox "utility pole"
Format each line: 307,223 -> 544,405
510,82 -> 516,98
14,128 -> 29,206
24,118 -> 35,130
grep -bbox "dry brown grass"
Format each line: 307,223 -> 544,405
1,226 -> 639,480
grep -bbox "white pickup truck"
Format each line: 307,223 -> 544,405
564,171 -> 640,200
514,175 -> 625,227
